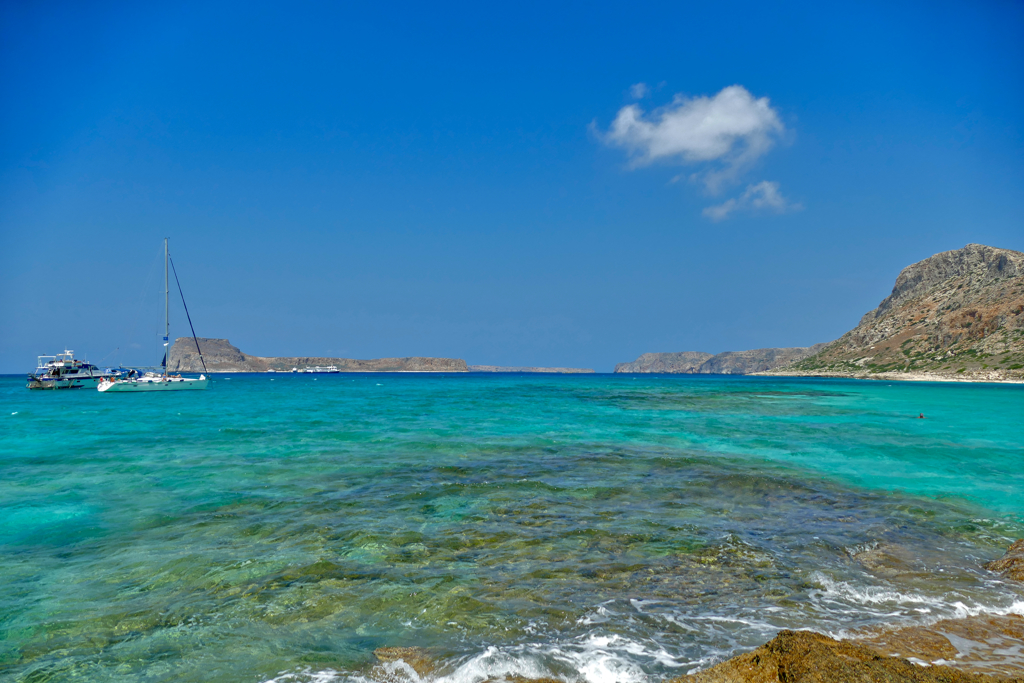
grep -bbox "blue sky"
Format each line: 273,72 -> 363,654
1,1 -> 1022,372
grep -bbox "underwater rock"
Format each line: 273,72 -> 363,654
854,614 -> 1024,677
985,539 -> 1024,581
852,543 -> 924,578
373,647 -> 436,677
672,630 -> 1024,683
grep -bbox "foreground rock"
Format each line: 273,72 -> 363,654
769,244 -> 1024,381
985,539 -> 1024,581
615,347 -> 823,374
673,629 -> 1024,683
167,338 -> 468,373
469,365 -> 594,373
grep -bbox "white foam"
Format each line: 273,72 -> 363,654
261,631 -> 695,683
260,578 -> 1024,683
812,572 -> 1024,632
262,668 -> 341,683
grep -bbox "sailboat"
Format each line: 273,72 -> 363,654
99,239 -> 209,393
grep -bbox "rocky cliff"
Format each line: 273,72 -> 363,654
775,244 -> 1024,381
468,366 -> 595,373
614,347 -> 823,374
167,338 -> 469,373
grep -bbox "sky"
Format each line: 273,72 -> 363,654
1,0 -> 1022,372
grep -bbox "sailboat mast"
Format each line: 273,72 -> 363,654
164,237 -> 169,371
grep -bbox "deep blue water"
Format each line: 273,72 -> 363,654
1,373 -> 1022,682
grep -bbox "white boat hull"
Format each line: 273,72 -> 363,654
28,376 -> 108,390
99,376 -> 208,393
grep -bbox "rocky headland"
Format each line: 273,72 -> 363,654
167,338 -> 469,373
764,243 -> 1024,382
469,365 -> 595,373
614,346 -> 825,374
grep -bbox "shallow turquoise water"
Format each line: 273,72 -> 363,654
1,373 -> 1022,682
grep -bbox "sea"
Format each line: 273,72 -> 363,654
1,373 -> 1022,683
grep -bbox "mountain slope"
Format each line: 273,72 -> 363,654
780,244 -> 1024,381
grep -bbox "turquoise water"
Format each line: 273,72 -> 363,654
1,373 -> 1022,682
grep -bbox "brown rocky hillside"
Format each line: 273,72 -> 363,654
784,244 -> 1024,380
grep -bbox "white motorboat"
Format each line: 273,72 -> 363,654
301,365 -> 340,373
99,238 -> 210,394
27,350 -> 123,389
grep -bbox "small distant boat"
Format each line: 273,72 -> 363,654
26,350 -> 122,390
301,365 -> 340,373
100,238 -> 209,394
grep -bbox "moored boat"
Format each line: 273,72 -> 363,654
302,365 -> 340,373
99,238 -> 210,394
99,371 -> 207,392
26,351 -> 123,390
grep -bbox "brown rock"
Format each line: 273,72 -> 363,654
373,647 -> 436,677
853,543 -> 925,578
672,630 -> 1024,683
985,539 -> 1024,581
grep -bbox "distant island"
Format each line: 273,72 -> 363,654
167,340 -> 595,374
616,243 -> 1024,382
167,339 -> 469,373
469,365 -> 594,373
615,346 -> 825,374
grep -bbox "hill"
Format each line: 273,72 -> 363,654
773,243 -> 1024,381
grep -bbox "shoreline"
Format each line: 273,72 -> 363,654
755,369 -> 1024,384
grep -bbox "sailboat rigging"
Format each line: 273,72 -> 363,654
99,238 -> 209,393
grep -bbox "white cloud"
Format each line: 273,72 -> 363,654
629,82 -> 649,99
599,84 -> 784,192
702,181 -> 801,221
